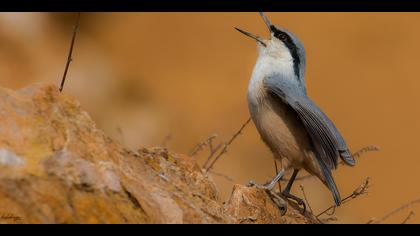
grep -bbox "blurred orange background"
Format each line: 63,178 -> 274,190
0,12 -> 418,223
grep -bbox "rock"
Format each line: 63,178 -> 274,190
0,83 -> 317,224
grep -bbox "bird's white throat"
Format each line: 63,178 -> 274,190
247,42 -> 295,108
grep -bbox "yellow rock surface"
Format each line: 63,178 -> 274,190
0,84 -> 314,224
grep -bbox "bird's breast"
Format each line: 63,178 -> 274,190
247,88 -> 316,172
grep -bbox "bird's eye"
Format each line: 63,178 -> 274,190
275,32 -> 287,41
279,34 -> 287,41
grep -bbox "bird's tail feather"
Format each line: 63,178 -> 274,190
319,160 -> 342,206
339,149 -> 356,166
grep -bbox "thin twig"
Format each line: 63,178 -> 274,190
366,218 -> 376,224
317,177 -> 370,217
320,216 -> 338,223
401,211 -> 415,224
340,145 -> 380,165
300,184 -> 314,214
206,136 -> 223,163
202,143 -> 222,169
161,134 -> 173,147
59,12 -> 81,93
208,170 -> 235,182
373,198 -> 420,224
205,117 -> 252,172
190,134 -> 218,157
116,125 -> 125,145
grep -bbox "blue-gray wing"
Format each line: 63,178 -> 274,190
264,76 -> 355,170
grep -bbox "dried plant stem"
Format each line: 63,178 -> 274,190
205,117 -> 252,172
190,134 -> 218,157
59,12 -> 81,93
317,177 -> 370,217
161,134 -> 173,147
208,170 -> 235,182
116,125 -> 125,145
202,143 -> 222,169
373,198 -> 420,224
299,184 -> 313,214
401,211 -> 415,224
340,145 -> 380,165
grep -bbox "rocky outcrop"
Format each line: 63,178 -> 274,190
0,84 -> 317,224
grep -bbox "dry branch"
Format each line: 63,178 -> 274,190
204,117 -> 252,172
59,12 -> 81,93
317,177 -> 370,217
300,184 -> 314,214
372,198 -> 420,224
208,170 -> 235,182
160,133 -> 173,147
401,211 -> 415,224
190,134 -> 218,157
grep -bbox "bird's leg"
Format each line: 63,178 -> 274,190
281,169 -> 306,213
282,169 -> 298,193
247,169 -> 285,191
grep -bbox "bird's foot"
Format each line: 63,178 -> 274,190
246,180 -> 271,190
247,169 -> 285,190
281,191 -> 306,214
247,179 -> 288,216
267,191 -> 288,216
247,170 -> 287,215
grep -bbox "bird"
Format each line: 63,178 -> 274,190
235,12 -> 355,210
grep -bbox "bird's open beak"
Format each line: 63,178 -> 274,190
235,12 -> 273,47
259,12 -> 273,32
234,27 -> 267,47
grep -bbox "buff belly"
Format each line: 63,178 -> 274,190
250,99 -> 325,182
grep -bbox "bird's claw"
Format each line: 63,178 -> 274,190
246,180 -> 270,190
295,199 -> 306,214
247,180 -> 288,216
246,180 -> 257,187
268,192 -> 288,216
246,180 -> 272,191
281,192 -> 306,215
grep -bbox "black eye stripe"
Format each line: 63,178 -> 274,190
270,26 -> 300,78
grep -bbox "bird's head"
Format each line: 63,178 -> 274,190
235,12 -> 306,82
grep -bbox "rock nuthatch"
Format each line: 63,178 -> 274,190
236,12 -> 355,209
